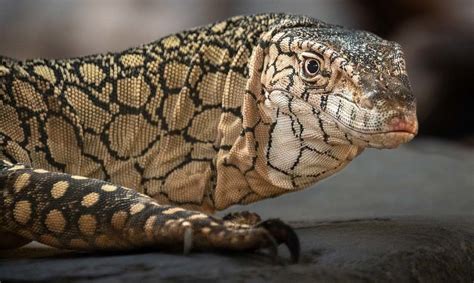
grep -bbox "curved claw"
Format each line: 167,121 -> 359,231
260,230 -> 279,261
256,219 -> 300,263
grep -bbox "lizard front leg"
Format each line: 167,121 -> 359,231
0,160 -> 299,261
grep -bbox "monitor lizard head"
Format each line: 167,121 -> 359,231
255,18 -> 418,150
219,15 -> 419,193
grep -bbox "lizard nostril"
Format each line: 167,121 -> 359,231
359,96 -> 374,110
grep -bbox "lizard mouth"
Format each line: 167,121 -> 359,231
320,93 -> 418,149
359,131 -> 416,149
330,115 -> 418,149
264,88 -> 417,149
385,116 -> 418,135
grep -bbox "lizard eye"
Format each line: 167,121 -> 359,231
303,58 -> 321,77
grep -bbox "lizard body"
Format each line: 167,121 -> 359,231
0,14 -> 417,260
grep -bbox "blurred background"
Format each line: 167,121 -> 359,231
0,0 -> 472,220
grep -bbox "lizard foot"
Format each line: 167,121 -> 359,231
256,219 -> 300,263
221,212 -> 299,261
223,211 -> 262,226
190,216 -> 300,263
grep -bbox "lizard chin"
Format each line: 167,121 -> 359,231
362,131 -> 416,149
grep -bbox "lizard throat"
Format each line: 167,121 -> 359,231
261,110 -> 362,190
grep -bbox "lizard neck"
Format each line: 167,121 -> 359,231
213,42 -> 363,210
213,86 -> 362,210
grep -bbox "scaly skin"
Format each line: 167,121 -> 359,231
0,14 -> 417,261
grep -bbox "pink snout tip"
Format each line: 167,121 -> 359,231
388,115 -> 418,135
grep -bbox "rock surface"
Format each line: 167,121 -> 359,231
0,139 -> 473,282
0,217 -> 473,282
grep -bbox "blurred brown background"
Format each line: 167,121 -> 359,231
0,0 -> 473,144
0,0 -> 473,220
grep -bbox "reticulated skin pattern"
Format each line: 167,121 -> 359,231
0,14 -> 416,257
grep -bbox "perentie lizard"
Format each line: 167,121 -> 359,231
0,14 -> 417,262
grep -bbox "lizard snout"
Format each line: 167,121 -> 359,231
387,114 -> 418,135
359,74 -> 416,113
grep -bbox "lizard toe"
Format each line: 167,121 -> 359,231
223,211 -> 262,226
257,219 -> 300,263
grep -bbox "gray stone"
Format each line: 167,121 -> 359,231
0,217 -> 473,282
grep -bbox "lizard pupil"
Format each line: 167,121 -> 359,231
305,59 -> 320,76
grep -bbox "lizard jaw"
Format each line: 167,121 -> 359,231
322,94 -> 418,149
332,119 -> 417,149
364,132 -> 416,149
